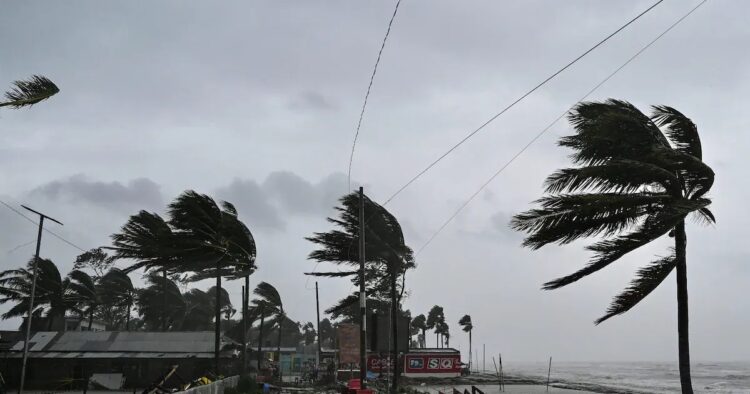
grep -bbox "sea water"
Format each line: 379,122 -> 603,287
500,361 -> 750,393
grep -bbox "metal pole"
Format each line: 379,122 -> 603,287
483,344 -> 485,373
315,281 -> 321,368
546,357 -> 552,392
358,187 -> 367,389
18,205 -> 62,394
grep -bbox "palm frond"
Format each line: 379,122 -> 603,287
1,75 -> 59,108
544,160 -> 679,195
542,198 -> 709,290
595,253 -> 676,324
512,193 -> 671,249
303,270 -> 359,277
651,105 -> 702,160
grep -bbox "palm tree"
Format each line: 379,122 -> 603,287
1,75 -> 59,108
67,269 -> 99,329
411,314 -> 427,348
0,258 -> 75,330
306,191 -> 414,391
458,315 -> 473,368
511,100 -> 714,394
168,191 -> 257,374
425,305 -> 444,348
252,281 -> 283,370
109,211 -> 181,331
136,273 -> 186,331
97,268 -> 137,330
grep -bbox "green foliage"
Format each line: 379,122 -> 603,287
458,314 -> 472,332
512,100 -> 714,324
1,75 -> 59,108
306,191 -> 415,320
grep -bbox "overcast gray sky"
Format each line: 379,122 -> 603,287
1,0 -> 748,362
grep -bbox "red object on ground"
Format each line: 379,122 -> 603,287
356,390 -> 373,394
347,379 -> 361,390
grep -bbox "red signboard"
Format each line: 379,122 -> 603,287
367,354 -> 400,372
404,353 -> 461,376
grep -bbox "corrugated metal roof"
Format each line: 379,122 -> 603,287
8,331 -> 234,354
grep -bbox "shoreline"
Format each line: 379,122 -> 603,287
399,373 -> 653,394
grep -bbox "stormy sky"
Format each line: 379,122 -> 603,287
1,1 -> 748,363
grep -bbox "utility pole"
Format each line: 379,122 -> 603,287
315,281 -> 321,368
241,284 -> 247,374
18,205 -> 62,394
358,187 -> 367,389
483,344 -> 486,373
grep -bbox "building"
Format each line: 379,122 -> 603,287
0,331 -> 238,390
63,316 -> 107,332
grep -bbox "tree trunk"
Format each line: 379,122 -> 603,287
257,308 -> 265,371
88,308 -> 94,330
468,330 -> 472,371
390,264 -> 400,392
214,263 -> 222,375
421,328 -> 425,348
161,269 -> 167,331
675,220 -> 694,393
126,303 -> 131,331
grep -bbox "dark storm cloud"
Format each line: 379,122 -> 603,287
27,175 -> 162,212
1,0 -> 749,362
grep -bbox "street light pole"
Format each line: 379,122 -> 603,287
18,205 -> 62,394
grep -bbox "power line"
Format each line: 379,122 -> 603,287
415,0 -> 708,256
0,199 -> 87,252
6,240 -> 35,254
348,0 -> 403,190
382,0 -> 664,206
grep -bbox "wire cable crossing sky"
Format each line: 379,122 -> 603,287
381,0 -> 665,207
414,0 -> 709,256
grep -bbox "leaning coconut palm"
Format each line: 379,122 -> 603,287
251,281 -> 284,368
67,270 -> 99,330
109,211 -> 182,331
1,75 -> 59,109
458,315 -> 473,368
425,305 -> 444,348
0,258 -> 75,330
512,100 -> 714,394
306,191 -> 414,391
98,268 -> 137,330
168,191 -> 257,374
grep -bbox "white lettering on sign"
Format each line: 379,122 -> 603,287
440,358 -> 453,369
427,358 -> 439,369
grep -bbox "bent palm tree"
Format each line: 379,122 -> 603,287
67,270 -> 99,329
1,75 -> 59,108
458,315 -> 473,368
98,268 -> 137,330
252,281 -> 284,369
0,258 -> 75,330
425,305 -> 444,348
411,314 -> 427,348
512,100 -> 714,394
136,273 -> 186,330
168,191 -> 257,374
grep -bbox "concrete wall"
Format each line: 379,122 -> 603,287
182,375 -> 239,394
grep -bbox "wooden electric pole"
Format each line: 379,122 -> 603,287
315,281 -> 321,367
18,205 -> 62,394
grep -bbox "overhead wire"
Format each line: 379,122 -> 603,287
0,199 -> 87,252
381,0 -> 665,206
348,0 -> 403,190
414,0 -> 709,256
